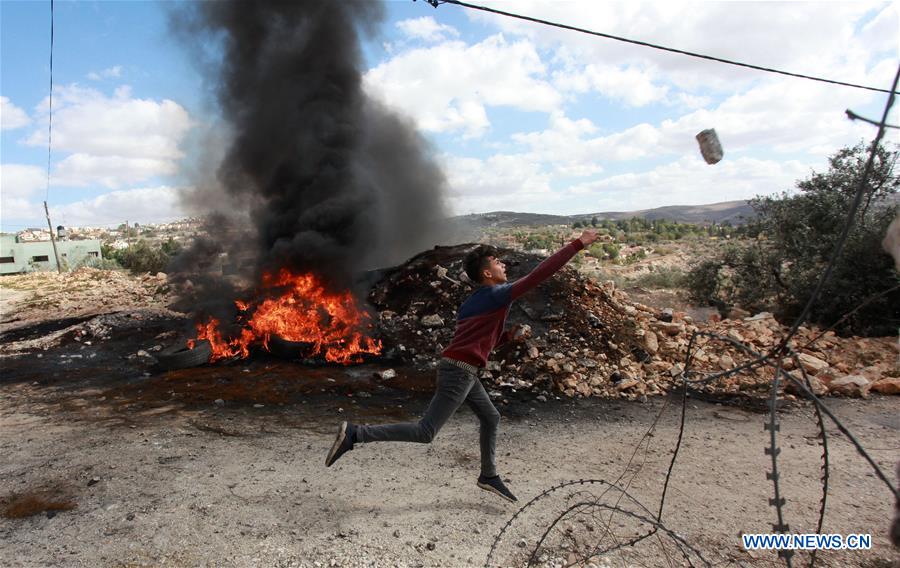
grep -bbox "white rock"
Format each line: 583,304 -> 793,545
797,353 -> 829,375
420,314 -> 444,327
719,354 -> 735,370
746,311 -> 774,321
829,375 -> 870,397
513,324 -> 532,340
643,331 -> 659,354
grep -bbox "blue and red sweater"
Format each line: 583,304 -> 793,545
441,239 -> 585,368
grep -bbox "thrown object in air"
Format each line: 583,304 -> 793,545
696,128 -> 724,164
883,213 -> 900,272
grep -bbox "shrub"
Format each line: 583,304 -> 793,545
75,256 -> 122,271
112,240 -> 176,275
586,242 -> 620,260
632,267 -> 687,289
687,141 -> 899,335
603,242 -> 620,260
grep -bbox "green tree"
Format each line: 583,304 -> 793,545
161,237 -> 182,256
100,242 -> 117,260
603,242 -> 620,260
113,239 -> 181,275
688,142 -> 899,335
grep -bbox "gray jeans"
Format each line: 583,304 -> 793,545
355,360 -> 500,477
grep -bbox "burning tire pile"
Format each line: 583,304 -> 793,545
368,244 -> 899,402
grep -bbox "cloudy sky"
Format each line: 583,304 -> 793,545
1,1 -> 897,230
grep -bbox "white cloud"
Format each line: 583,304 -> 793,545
25,84 -> 192,189
655,73 -> 884,157
517,66 -> 885,186
0,164 -> 46,223
674,92 -> 712,110
565,156 -> 811,212
1,97 -> 30,130
396,17 -> 459,42
466,1 -> 881,92
512,114 -> 661,176
0,163 -> 45,199
0,198 -> 39,227
860,4 -> 899,55
53,154 -> 179,189
87,65 -> 123,81
365,34 -> 562,137
441,152 -> 555,213
54,186 -> 185,227
553,62 -> 668,107
437,144 -> 807,214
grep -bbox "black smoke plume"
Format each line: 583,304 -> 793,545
171,0 -> 449,304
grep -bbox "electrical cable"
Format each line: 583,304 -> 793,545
45,0 -> 55,203
428,0 -> 899,95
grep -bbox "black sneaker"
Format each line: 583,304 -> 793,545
477,474 -> 517,502
325,421 -> 355,467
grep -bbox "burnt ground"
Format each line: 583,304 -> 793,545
1,314 -> 899,567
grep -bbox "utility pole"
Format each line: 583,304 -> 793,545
43,200 -> 63,274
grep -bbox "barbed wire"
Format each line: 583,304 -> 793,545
486,64 -> 900,567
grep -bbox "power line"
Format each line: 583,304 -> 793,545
427,0 -> 900,95
45,0 -> 54,202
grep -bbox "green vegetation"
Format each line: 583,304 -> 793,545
75,256 -> 121,271
573,217 -> 740,245
631,267 -> 688,289
586,242 -> 620,260
511,229 -> 569,251
105,238 -> 183,275
687,142 -> 899,335
116,224 -> 140,238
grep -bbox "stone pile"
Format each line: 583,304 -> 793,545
368,245 -> 898,401
697,314 -> 899,398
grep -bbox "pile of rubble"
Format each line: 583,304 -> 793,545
693,314 -> 899,398
368,245 -> 898,401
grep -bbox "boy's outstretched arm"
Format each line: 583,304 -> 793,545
509,229 -> 599,300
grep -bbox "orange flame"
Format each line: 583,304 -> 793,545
192,270 -> 381,365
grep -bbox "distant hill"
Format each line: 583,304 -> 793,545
453,200 -> 754,228
583,200 -> 755,225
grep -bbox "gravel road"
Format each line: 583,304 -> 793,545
2,374 -> 898,567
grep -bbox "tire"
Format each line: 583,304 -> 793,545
267,335 -> 314,360
157,339 -> 212,370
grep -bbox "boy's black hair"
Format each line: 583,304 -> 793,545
463,245 -> 499,284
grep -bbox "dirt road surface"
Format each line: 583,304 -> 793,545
2,365 -> 898,567
1,272 -> 897,567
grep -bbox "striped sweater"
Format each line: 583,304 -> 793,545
441,239 -> 585,368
